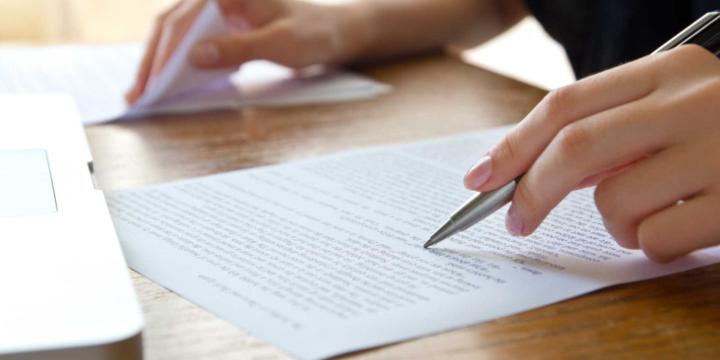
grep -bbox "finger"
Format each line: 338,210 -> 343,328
126,1 -> 183,104
126,20 -> 163,104
190,20 -> 307,68
593,145 -> 706,249
575,160 -> 640,189
637,194 -> 720,263
217,0 -> 286,27
150,0 -> 209,80
465,55 -> 661,192
505,98 -> 670,236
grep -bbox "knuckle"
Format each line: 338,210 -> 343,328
554,123 -> 590,157
493,131 -> 521,163
540,86 -> 575,122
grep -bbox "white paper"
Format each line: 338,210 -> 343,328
132,0 -> 236,110
105,125 -> 720,359
0,2 -> 389,124
0,43 -> 138,123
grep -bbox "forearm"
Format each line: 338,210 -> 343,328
334,0 -> 526,63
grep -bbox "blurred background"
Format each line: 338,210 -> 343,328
0,0 -> 574,89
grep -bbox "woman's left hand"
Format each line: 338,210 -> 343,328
463,44 -> 720,263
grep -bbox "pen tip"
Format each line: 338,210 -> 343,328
423,221 -> 456,249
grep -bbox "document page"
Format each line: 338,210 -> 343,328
0,42 -> 388,124
130,0 -> 237,110
0,43 -> 138,123
0,3 -> 389,124
106,126 -> 720,359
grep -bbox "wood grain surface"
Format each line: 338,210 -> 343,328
85,54 -> 720,360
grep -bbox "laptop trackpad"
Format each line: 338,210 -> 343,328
0,150 -> 57,217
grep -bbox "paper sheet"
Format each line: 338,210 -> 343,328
132,0 -> 237,110
105,125 -> 720,359
0,44 -> 138,123
0,2 -> 389,124
130,271 -> 291,360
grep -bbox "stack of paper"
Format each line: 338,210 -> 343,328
106,125 -> 720,359
0,1 -> 389,124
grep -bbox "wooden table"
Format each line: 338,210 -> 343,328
85,54 -> 720,359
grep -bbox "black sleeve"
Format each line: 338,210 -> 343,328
524,0 -> 718,78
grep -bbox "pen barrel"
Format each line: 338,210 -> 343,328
451,180 -> 517,232
654,11 -> 720,56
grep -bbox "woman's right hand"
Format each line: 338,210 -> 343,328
126,0 -> 369,104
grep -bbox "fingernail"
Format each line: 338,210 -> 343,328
125,88 -> 138,104
190,43 -> 220,66
464,155 -> 492,190
506,205 -> 524,236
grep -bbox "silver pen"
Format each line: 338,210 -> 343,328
423,11 -> 720,249
423,176 -> 519,248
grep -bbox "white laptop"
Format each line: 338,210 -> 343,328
0,95 -> 143,359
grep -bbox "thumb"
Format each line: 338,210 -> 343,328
189,21 -> 292,68
218,0 -> 286,28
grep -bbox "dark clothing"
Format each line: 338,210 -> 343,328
524,0 -> 719,78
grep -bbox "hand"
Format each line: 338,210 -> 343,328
464,45 -> 720,262
126,0 -> 368,104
